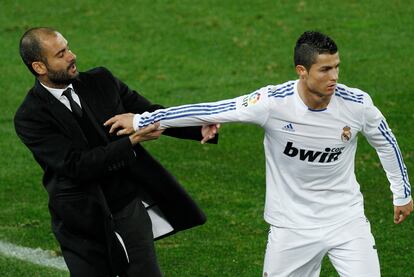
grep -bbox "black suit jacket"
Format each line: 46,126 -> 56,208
14,67 -> 211,274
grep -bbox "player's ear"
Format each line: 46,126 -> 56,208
296,65 -> 308,79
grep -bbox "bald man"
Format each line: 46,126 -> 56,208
15,27 -> 218,276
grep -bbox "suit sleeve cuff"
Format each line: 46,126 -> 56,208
105,137 -> 136,172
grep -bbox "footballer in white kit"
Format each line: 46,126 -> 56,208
106,31 -> 412,277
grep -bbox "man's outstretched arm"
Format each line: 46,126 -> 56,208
104,113 -> 220,144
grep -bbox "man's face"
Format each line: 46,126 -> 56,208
301,52 -> 340,97
40,32 -> 78,87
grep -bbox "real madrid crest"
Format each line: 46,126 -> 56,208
341,126 -> 352,142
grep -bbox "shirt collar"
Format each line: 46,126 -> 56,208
39,82 -> 74,100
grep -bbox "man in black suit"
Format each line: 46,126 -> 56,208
14,27 -> 219,276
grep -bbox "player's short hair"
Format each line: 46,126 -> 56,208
19,27 -> 56,76
294,31 -> 338,70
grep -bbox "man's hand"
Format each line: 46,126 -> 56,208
104,113 -> 135,135
201,124 -> 220,144
394,200 -> 413,224
129,122 -> 164,145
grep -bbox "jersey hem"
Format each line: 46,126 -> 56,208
264,209 -> 365,230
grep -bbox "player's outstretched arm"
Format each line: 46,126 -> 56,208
104,113 -> 220,144
105,88 -> 270,143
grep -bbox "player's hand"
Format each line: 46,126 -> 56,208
201,124 -> 220,144
104,113 -> 135,135
394,200 -> 413,224
129,122 -> 164,145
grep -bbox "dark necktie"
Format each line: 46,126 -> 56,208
62,88 -> 83,118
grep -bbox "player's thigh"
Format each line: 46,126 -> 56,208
328,217 -> 380,277
263,226 -> 325,277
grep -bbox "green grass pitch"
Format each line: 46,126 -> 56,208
0,0 -> 413,276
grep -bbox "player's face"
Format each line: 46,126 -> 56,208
39,32 -> 78,88
300,52 -> 340,98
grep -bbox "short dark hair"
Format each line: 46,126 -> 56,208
19,27 -> 56,76
294,31 -> 338,70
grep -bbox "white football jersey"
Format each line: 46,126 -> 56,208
134,80 -> 411,228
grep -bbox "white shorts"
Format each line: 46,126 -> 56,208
263,216 -> 380,277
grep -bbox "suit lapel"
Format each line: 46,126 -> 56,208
33,80 -> 89,144
33,77 -> 111,145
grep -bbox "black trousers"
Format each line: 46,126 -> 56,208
62,198 -> 163,277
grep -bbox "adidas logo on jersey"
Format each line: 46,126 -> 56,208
283,142 -> 344,163
282,123 -> 295,132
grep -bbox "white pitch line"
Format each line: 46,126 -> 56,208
0,240 -> 68,271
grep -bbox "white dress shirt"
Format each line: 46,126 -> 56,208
40,82 -> 82,111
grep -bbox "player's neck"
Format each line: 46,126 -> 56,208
297,81 -> 332,110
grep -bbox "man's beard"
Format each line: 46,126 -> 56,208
46,63 -> 78,86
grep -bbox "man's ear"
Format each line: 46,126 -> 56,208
32,61 -> 47,75
295,65 -> 308,80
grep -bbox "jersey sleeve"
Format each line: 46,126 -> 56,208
361,94 -> 411,206
133,87 -> 271,130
